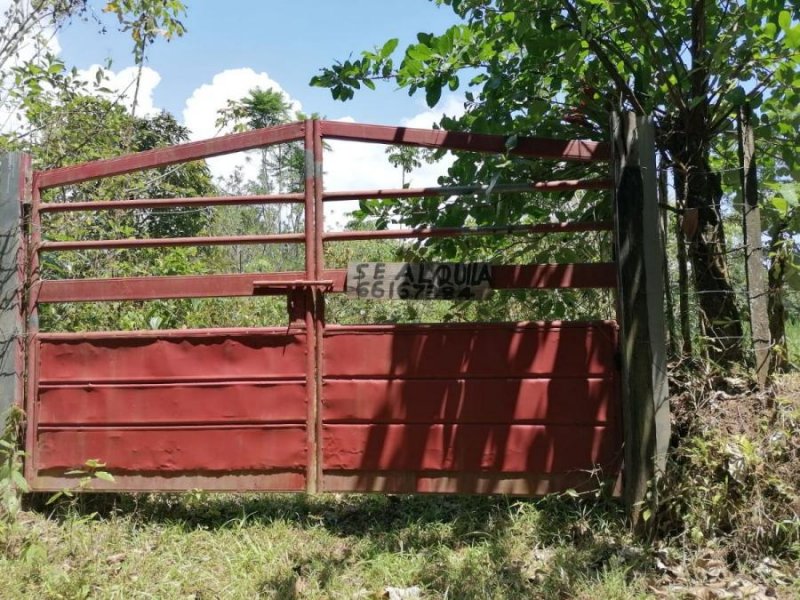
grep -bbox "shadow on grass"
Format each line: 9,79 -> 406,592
22,491 -> 642,598
27,489 -> 622,536
30,491 -> 513,531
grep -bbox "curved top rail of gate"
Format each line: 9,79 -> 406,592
35,120 -> 609,189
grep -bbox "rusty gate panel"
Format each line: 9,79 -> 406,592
320,322 -> 622,495
36,329 -> 307,381
38,382 -> 307,425
37,427 -> 307,472
322,425 -> 617,472
322,322 -> 617,378
29,329 -> 309,491
323,378 -> 615,424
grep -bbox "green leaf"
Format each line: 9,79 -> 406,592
778,11 -> 791,31
784,25 -> 800,49
12,470 -> 29,493
724,85 -> 747,107
46,491 -> 64,505
772,196 -> 789,215
380,38 -> 399,58
407,44 -> 434,61
425,82 -> 442,107
94,471 -> 115,482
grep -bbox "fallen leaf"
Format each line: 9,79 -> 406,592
106,553 -> 126,565
384,586 -> 421,600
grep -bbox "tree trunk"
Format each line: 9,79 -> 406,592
680,146 -> 743,363
675,0 -> 744,363
658,162 -> 678,357
672,165 -> 693,356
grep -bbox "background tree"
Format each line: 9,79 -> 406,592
27,92 -> 214,331
214,87 -> 306,272
385,145 -> 436,188
312,0 -> 800,364
1,0 -> 186,152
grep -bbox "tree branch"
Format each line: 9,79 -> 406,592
561,0 -> 646,114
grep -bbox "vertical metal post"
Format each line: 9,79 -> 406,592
303,120 -> 319,493
612,113 -> 671,524
312,119 -> 325,493
0,154 -> 29,430
23,172 -> 40,482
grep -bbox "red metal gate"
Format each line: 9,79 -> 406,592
22,120 -> 622,494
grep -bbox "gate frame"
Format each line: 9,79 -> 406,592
0,113 -> 669,517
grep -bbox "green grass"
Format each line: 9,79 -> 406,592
786,318 -> 800,367
1,492 -> 653,599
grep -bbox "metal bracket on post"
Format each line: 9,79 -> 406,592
611,114 -> 671,524
0,153 -> 29,430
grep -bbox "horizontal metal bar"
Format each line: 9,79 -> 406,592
322,471 -> 620,496
323,222 -> 612,242
38,378 -> 307,389
36,263 -> 617,303
319,121 -> 610,162
36,122 -> 306,189
37,221 -> 609,253
38,232 -> 306,252
35,271 -> 309,302
38,374 -> 307,386
39,193 -> 305,213
36,324 -> 305,340
324,320 -> 618,332
252,279 -> 333,289
322,178 -> 613,202
29,472 -> 306,493
37,424 -> 306,432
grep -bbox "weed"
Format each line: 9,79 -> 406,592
655,370 -> 800,565
0,407 -> 28,523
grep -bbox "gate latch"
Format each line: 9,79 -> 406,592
252,279 -> 333,295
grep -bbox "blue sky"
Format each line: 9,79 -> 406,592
54,1 -> 467,225
58,0 -> 463,125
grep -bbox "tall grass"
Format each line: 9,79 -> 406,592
786,318 -> 800,368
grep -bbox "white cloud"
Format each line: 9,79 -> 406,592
182,68 -> 302,182
78,65 -> 162,117
323,95 -> 466,230
179,68 -> 466,231
402,95 -> 466,130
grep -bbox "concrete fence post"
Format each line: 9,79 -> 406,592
0,153 -> 29,430
611,114 -> 671,523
